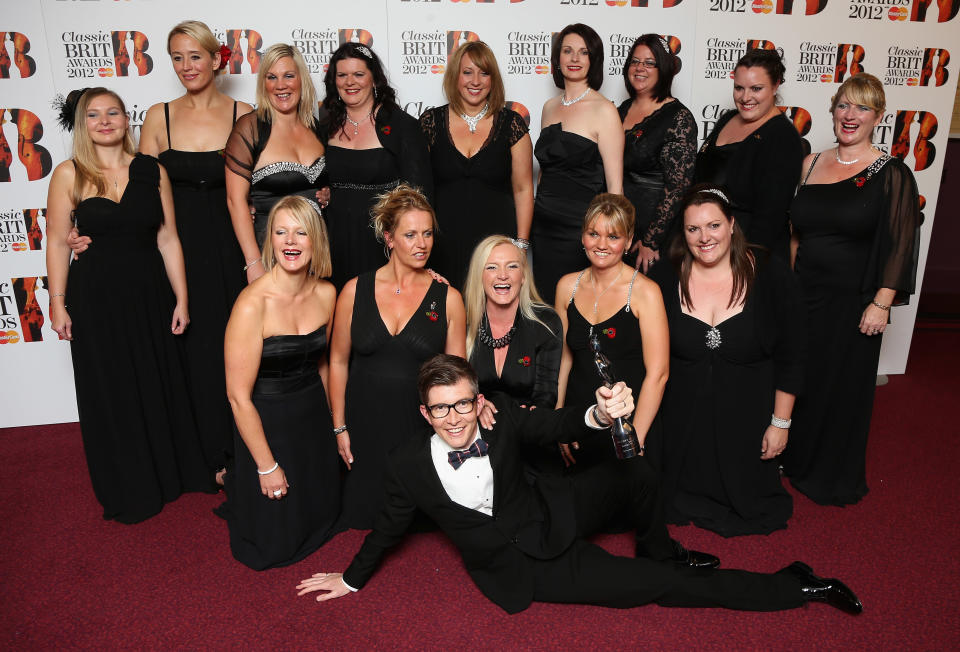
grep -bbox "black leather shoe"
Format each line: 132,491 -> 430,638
671,540 -> 720,569
779,561 -> 863,615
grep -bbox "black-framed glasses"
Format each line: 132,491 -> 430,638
629,58 -> 658,69
427,397 -> 477,418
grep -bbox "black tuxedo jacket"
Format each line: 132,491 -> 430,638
342,395 -> 597,614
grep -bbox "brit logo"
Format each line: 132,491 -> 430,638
506,31 -> 550,76
0,109 -> 52,182
0,31 -> 37,78
0,208 -> 45,254
400,30 -> 448,76
61,30 -> 153,79
796,42 -> 866,83
220,29 -> 263,74
873,110 -> 938,171
702,37 -> 779,80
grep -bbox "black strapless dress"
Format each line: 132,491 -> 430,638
217,325 -> 339,570
532,124 -> 605,305
158,103 -> 244,472
68,154 -> 211,523
250,157 -> 328,247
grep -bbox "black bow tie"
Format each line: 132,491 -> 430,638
447,438 -> 489,470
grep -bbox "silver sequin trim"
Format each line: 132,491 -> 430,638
251,158 -> 326,184
330,179 -> 400,191
705,326 -> 722,350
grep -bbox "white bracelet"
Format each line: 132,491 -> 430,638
257,461 -> 279,475
244,258 -> 262,271
771,415 -> 792,429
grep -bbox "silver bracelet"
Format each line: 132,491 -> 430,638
511,237 -> 531,250
871,300 -> 891,311
51,292 -> 65,298
333,425 -> 348,435
591,404 -> 610,428
257,461 -> 279,475
243,258 -> 262,271
771,415 -> 792,429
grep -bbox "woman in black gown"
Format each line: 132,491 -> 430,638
654,185 -> 802,536
783,74 -> 920,506
226,43 -> 328,283
694,49 -> 802,260
46,87 -> 210,523
618,34 -> 696,273
329,186 -> 466,530
555,194 -> 668,469
420,42 -> 533,290
220,196 -> 339,569
534,24 -> 624,305
464,235 -> 561,408
66,22 -> 252,483
319,43 -> 433,290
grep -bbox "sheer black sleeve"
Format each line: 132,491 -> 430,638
865,158 -> 921,305
530,307 -> 563,409
644,103 -> 696,251
223,112 -> 262,182
419,106 -> 440,150
505,109 -> 529,147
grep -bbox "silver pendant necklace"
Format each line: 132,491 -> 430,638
587,266 -> 623,338
834,147 -> 860,166
346,111 -> 372,135
560,88 -> 590,107
459,102 -> 488,133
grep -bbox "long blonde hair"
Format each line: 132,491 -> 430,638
261,195 -> 332,278
463,235 -> 553,358
70,87 -> 136,205
255,44 -> 317,128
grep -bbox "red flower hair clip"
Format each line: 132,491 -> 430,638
217,45 -> 232,70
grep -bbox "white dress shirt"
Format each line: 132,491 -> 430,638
430,430 -> 494,516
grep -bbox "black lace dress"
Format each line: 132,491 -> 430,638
224,112 -> 328,248
783,154 -> 920,506
532,124 -> 606,305
68,154 -> 211,523
420,106 -> 529,290
340,272 -> 449,529
217,325 -> 339,570
694,111 -> 802,259
618,99 -> 696,260
158,102 -> 244,473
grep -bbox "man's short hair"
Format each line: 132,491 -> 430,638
417,355 -> 479,405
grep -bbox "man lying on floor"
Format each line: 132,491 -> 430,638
296,354 -> 862,615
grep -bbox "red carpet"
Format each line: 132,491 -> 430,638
2,327 -> 959,650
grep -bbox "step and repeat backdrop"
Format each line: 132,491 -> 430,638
2,0 -> 958,427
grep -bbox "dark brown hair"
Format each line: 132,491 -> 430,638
670,183 -> 755,310
551,23 -> 604,91
622,34 -> 678,103
417,354 -> 479,405
735,48 -> 786,86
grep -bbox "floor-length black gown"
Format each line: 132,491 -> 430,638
420,106 -> 528,289
68,154 -> 212,523
340,272 -> 449,529
324,146 -> 400,290
563,269 -> 658,468
158,102 -> 244,473
217,326 -> 339,569
783,153 -> 920,506
532,124 -> 605,305
654,259 -> 801,536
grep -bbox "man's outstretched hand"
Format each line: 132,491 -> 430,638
296,572 -> 352,602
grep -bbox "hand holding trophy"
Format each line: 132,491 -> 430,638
590,334 -> 642,459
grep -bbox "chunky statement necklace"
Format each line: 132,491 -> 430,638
345,111 -> 372,135
478,314 -> 516,349
459,102 -> 489,133
834,147 -> 860,166
560,88 -> 590,106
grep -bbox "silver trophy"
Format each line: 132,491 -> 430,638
590,334 -> 641,460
